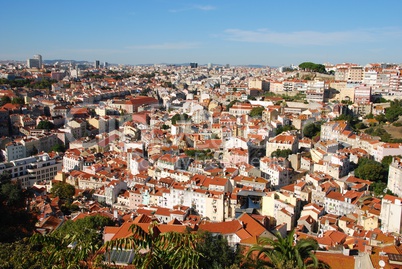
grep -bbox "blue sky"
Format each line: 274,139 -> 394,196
1,0 -> 402,66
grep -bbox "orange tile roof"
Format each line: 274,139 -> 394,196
199,220 -> 243,234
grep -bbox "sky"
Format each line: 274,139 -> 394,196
1,0 -> 402,66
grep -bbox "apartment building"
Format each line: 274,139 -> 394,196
380,194 -> 402,234
0,153 -> 62,188
266,132 -> 298,157
324,190 -> 363,216
3,141 -> 26,161
320,121 -> 350,141
387,157 -> 402,197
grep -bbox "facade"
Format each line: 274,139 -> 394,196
260,157 -> 293,189
63,149 -> 84,172
324,190 -> 363,216
354,85 -> 371,104
387,157 -> 402,197
320,121 -> 350,141
0,153 -> 62,188
380,195 -> 402,234
3,142 -> 26,161
261,191 -> 301,231
266,132 -> 298,157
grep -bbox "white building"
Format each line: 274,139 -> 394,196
3,142 -> 26,161
387,157 -> 402,197
63,149 -> 84,172
0,153 -> 62,188
324,190 -> 363,216
380,194 -> 402,234
266,132 -> 298,157
260,156 -> 293,189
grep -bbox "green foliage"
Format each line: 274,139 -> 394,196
140,87 -> 152,96
249,106 -> 264,117
185,149 -> 213,160
29,215 -> 114,268
276,125 -> 295,135
226,100 -> 239,111
383,99 -> 402,123
303,122 -> 321,138
370,181 -> 392,197
0,172 -> 36,242
246,229 -> 324,269
373,97 -> 388,103
364,127 -> 392,142
264,92 -> 280,97
0,239 -> 44,268
36,120 -> 55,130
355,122 -> 368,130
375,114 -> 386,123
171,113 -> 190,125
11,97 -> 24,105
104,222 -> 203,269
298,62 -> 327,74
271,149 -> 293,158
366,113 -> 374,119
197,231 -> 242,269
51,143 -> 66,153
139,72 -> 156,79
32,79 -> 58,89
51,182 -> 75,201
0,96 -> 11,106
161,124 -> 170,130
334,114 -> 359,130
381,155 -> 394,168
354,158 -> 387,182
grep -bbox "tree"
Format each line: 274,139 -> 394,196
171,113 -> 190,125
0,171 -> 36,242
354,158 -> 386,182
382,99 -> 402,123
197,231 -> 242,269
249,106 -> 264,118
51,143 -> 66,153
371,181 -> 392,197
11,97 -> 24,105
246,229 -> 323,269
298,62 -> 327,74
226,100 -> 239,111
0,239 -> 45,268
276,125 -> 295,135
30,215 -> 114,268
104,222 -> 203,269
36,120 -> 55,130
0,96 -> 11,106
161,124 -> 170,130
51,182 -> 75,201
303,123 -> 321,139
271,149 -> 293,158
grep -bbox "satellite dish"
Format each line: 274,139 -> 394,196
379,260 -> 385,268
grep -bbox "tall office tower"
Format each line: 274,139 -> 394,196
95,60 -> 100,68
190,62 -> 198,68
207,63 -> 212,69
33,54 -> 42,68
104,62 -> 108,68
27,58 -> 40,69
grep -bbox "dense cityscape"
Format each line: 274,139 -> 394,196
0,55 -> 402,268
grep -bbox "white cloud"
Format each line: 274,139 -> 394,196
194,5 -> 216,11
127,42 -> 200,50
223,27 -> 402,46
169,4 -> 216,13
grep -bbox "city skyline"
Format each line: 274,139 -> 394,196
1,0 -> 402,66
